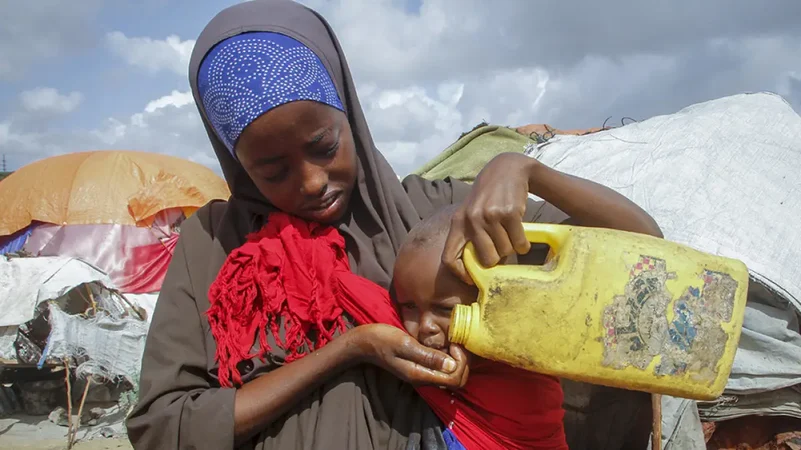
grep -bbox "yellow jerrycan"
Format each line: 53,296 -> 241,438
449,223 -> 749,400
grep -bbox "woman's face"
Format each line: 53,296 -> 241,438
235,100 -> 358,223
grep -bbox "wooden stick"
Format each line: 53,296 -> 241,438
64,361 -> 74,449
72,377 -> 93,445
85,284 -> 97,314
114,291 -> 145,321
652,394 -> 663,450
83,284 -> 146,322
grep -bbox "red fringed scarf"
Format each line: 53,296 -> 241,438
207,212 -> 567,449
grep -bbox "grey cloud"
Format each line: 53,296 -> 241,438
105,31 -> 195,76
3,0 -> 801,177
314,0 -> 801,85
546,36 -> 801,128
0,98 -> 218,173
0,0 -> 104,81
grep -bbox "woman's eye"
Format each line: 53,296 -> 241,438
263,170 -> 288,183
401,303 -> 417,310
319,141 -> 339,157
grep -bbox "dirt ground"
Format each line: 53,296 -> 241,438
2,437 -> 132,450
0,414 -> 131,450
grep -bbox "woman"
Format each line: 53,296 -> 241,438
126,1 -> 661,449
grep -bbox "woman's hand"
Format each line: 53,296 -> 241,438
442,151 -> 662,285
443,153 -> 535,284
349,324 -> 469,388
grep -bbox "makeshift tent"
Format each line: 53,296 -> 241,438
525,93 -> 801,313
413,92 -> 801,449
412,123 -> 601,183
0,254 -> 158,370
0,256 -> 151,438
0,150 -> 230,294
522,92 -> 801,449
0,226 -> 34,255
24,209 -> 182,294
0,150 -> 230,236
0,151 -> 227,436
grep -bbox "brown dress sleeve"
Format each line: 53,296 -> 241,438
522,196 -> 570,224
401,175 -> 472,221
126,223 -> 236,450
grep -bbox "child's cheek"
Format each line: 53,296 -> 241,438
402,318 -> 420,340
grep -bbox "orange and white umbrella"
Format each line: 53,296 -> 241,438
0,150 -> 230,236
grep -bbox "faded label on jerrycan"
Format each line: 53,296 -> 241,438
601,254 -> 739,384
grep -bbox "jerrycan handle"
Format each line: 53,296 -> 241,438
462,223 -> 571,289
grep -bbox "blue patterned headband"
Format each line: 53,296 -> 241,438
197,32 -> 344,156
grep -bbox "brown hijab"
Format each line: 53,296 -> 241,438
188,0 -> 436,288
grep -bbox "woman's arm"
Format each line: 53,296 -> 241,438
232,324 -> 468,446
232,331 -> 359,444
526,157 -> 662,237
129,225 -> 467,449
442,152 -> 662,283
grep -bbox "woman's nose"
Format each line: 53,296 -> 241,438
299,161 -> 328,197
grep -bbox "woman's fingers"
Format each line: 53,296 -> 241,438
485,220 -> 516,261
394,359 -> 462,386
442,214 -> 473,285
444,188 -> 530,282
464,208 -> 502,268
360,325 -> 469,388
397,335 -> 457,373
448,344 -> 471,388
482,200 -> 528,258
502,212 -> 531,255
356,325 -> 467,387
393,338 -> 470,387
442,153 -> 536,280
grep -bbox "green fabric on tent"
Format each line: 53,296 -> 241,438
412,125 -> 535,183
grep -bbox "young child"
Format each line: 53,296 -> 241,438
393,205 -> 569,450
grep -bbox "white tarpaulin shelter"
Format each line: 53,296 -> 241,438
46,304 -> 149,383
525,92 -> 801,449
526,92 -> 801,312
0,255 -> 152,384
0,256 -> 111,327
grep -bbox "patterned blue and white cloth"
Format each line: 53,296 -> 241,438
197,32 -> 344,155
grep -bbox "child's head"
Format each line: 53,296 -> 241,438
393,205 -> 478,351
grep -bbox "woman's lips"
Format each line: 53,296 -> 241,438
305,191 -> 342,212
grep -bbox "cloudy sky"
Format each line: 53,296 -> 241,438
1,0 -> 800,177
